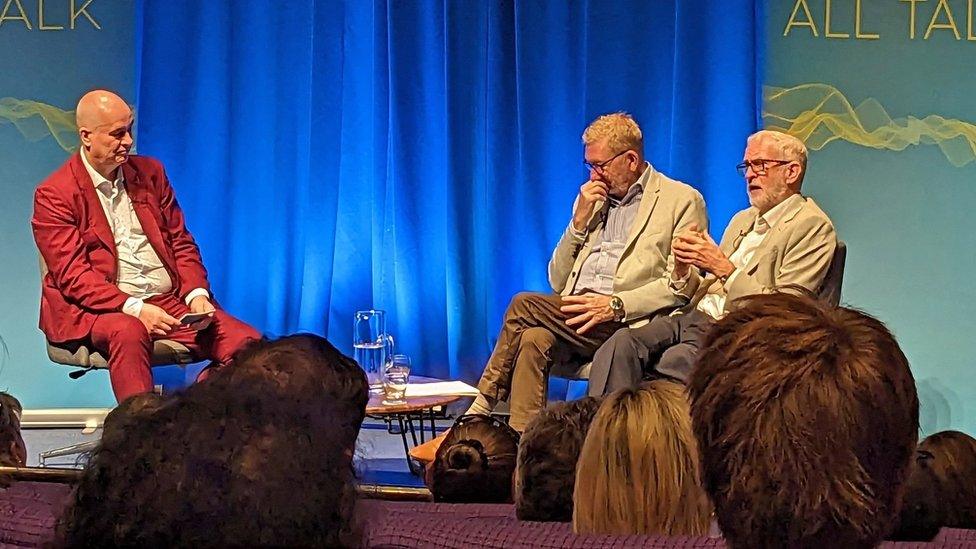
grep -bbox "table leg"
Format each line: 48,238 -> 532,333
428,408 -> 437,439
418,411 -> 427,444
395,415 -> 421,475
406,414 -> 419,446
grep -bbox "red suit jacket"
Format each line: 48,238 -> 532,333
31,153 -> 210,343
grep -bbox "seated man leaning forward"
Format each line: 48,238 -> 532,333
31,90 -> 261,402
467,112 -> 707,431
587,129 -> 837,395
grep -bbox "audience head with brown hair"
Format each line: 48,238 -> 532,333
429,414 -> 520,503
515,397 -> 602,522
0,391 -> 26,475
97,392 -> 166,451
58,334 -> 368,548
689,291 -> 919,548
891,430 -> 976,541
573,381 -> 711,536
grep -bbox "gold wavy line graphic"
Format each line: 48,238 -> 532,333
763,83 -> 976,167
0,97 -> 77,152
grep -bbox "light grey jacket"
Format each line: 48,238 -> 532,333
675,195 -> 837,314
548,164 -> 708,327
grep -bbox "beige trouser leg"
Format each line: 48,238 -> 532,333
475,292 -> 620,431
508,327 -> 557,431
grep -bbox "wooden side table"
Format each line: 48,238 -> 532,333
365,376 -> 463,475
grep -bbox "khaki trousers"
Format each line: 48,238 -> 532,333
475,292 -> 621,431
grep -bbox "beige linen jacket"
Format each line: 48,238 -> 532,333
548,164 -> 708,327
675,194 -> 837,314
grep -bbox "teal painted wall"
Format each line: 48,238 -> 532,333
0,1 -> 138,407
765,0 -> 976,435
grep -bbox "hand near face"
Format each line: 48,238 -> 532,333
571,180 -> 609,232
673,230 -> 735,279
560,292 -> 614,335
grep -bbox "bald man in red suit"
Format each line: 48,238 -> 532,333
31,90 -> 260,402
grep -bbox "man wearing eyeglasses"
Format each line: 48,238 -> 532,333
466,112 -> 708,431
586,130 -> 837,396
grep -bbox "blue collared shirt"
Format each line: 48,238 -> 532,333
571,164 -> 649,295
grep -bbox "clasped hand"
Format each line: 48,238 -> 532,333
560,292 -> 614,335
672,224 -> 734,279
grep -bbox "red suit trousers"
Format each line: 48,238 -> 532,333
88,292 -> 261,402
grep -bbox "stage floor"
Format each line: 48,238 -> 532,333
21,416 -> 437,488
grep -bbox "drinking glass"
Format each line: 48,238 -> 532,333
382,354 -> 411,405
353,310 -> 394,390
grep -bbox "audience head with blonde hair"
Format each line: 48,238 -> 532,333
891,430 -> 976,541
690,291 -> 919,548
573,381 -> 711,536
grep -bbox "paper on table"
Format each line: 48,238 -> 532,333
404,381 -> 479,397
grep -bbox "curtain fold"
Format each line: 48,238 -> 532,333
137,0 -> 757,384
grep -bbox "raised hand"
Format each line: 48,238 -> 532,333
673,229 -> 735,279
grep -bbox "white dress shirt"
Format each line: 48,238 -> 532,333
684,194 -> 801,320
80,150 -> 208,317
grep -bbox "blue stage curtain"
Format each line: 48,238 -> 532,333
135,0 -> 757,384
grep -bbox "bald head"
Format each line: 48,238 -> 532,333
76,90 -> 131,129
76,90 -> 134,178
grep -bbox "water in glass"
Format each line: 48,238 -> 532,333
382,354 -> 411,405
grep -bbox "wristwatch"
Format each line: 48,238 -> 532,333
609,295 -> 625,322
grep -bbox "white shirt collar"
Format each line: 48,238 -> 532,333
80,148 -> 123,191
756,193 -> 802,232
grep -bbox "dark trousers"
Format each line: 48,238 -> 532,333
475,292 -> 621,431
586,308 -> 714,396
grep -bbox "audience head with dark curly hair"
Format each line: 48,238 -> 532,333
58,333 -> 368,548
97,392 -> 166,451
429,414 -> 520,503
515,396 -> 602,522
226,333 -> 368,408
689,291 -> 919,549
891,430 -> 976,541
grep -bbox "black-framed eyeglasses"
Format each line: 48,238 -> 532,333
735,158 -> 793,177
584,150 -> 629,174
